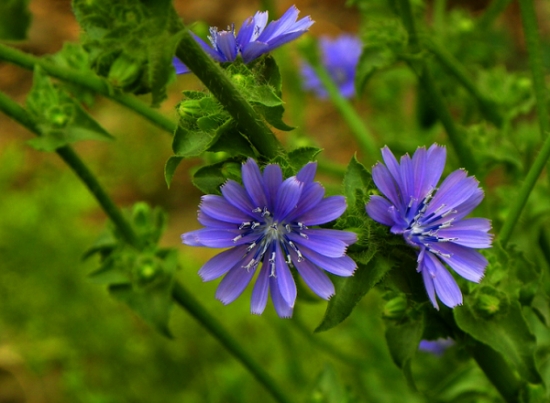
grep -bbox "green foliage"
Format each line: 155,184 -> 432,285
307,364 -> 358,403
25,66 -> 113,151
85,203 -> 177,337
72,0 -> 183,105
0,0 -> 31,40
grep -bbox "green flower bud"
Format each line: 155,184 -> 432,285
178,100 -> 203,119
108,54 -> 141,88
383,295 -> 408,320
475,293 -> 501,316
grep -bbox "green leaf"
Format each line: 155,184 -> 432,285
288,147 -> 323,171
315,256 -> 392,332
454,299 -> 541,384
254,104 -> 294,131
192,159 -> 243,195
164,156 -> 184,188
26,66 -> 113,151
207,120 -> 256,157
171,125 -> 221,158
355,46 -> 396,95
307,364 -> 357,403
384,310 -> 424,390
0,0 -> 31,40
343,156 -> 372,208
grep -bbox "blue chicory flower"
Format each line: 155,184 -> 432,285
419,338 -> 455,356
182,158 -> 357,318
174,5 -> 314,75
366,144 -> 492,309
300,34 -> 362,99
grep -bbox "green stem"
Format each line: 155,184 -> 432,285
306,60 -> 378,160
0,92 -> 292,403
499,0 -> 550,246
0,90 -> 140,248
396,0 -> 477,174
468,339 -> 521,403
476,0 -> 513,31
172,282 -> 293,403
175,28 -> 284,160
0,43 -> 176,134
424,39 -> 503,127
433,0 -> 446,34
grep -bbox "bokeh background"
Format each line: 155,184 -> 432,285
1,0 -> 549,402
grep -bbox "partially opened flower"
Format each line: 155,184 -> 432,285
366,144 -> 492,309
182,159 -> 357,318
301,35 -> 362,99
174,5 -> 314,74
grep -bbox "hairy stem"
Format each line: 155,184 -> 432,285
396,0 -> 477,173
499,0 -> 550,246
172,282 -> 293,403
0,43 -> 176,134
175,28 -> 284,160
0,91 -> 292,403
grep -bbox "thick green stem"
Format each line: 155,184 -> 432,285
0,43 -> 176,134
476,0 -> 513,31
396,0 -> 477,174
172,282 -> 293,403
468,339 -> 521,403
306,59 -> 378,160
499,0 -> 550,246
0,90 -> 140,247
0,92 -> 292,403
175,29 -> 284,160
424,40 -> 503,127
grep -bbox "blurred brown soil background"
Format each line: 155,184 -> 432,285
0,0 -> 547,401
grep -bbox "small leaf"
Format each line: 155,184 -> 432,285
255,104 -> 294,131
316,256 -> 392,332
454,299 -> 541,384
343,156 -> 372,208
192,159 -> 243,195
288,147 -> 323,171
207,120 -> 256,157
164,156 -> 184,188
0,0 -> 32,40
384,311 -> 424,389
172,126 -> 221,158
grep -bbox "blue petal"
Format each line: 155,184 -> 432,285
173,57 -> 190,74
381,146 -> 405,200
287,231 -> 348,258
296,161 -> 317,184
274,177 -> 303,220
294,257 -> 335,299
298,196 -> 346,225
200,195 -> 251,223
182,228 -> 254,248
215,265 -> 256,304
251,260 -> 270,315
419,250 -> 438,309
214,30 -> 238,61
432,242 -> 488,282
263,164 -> 283,208
242,159 -> 268,208
299,244 -> 356,276
191,31 -> 225,62
199,244 -> 248,281
241,41 -> 270,63
198,211 -> 237,229
269,276 -> 293,318
274,244 -> 297,307
285,182 -> 324,222
424,252 -> 463,308
366,195 -> 396,226
372,162 -> 402,210
436,218 -> 493,248
221,180 -> 257,217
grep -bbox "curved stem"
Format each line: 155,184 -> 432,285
499,0 -> 550,246
0,91 -> 292,403
305,58 -> 378,161
172,282 -> 293,403
175,28 -> 284,160
396,0 -> 477,174
476,0 -> 513,31
0,43 -> 176,134
424,39 -> 503,127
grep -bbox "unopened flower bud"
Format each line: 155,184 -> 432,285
383,295 -> 407,320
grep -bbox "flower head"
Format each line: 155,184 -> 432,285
301,35 -> 362,99
182,159 -> 357,318
419,338 -> 454,356
366,144 -> 492,309
174,6 -> 314,75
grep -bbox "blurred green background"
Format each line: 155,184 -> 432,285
1,0 -> 548,402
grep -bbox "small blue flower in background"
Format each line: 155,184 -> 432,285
366,144 -> 492,309
419,338 -> 455,356
300,35 -> 362,99
182,159 -> 357,318
174,5 -> 314,75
